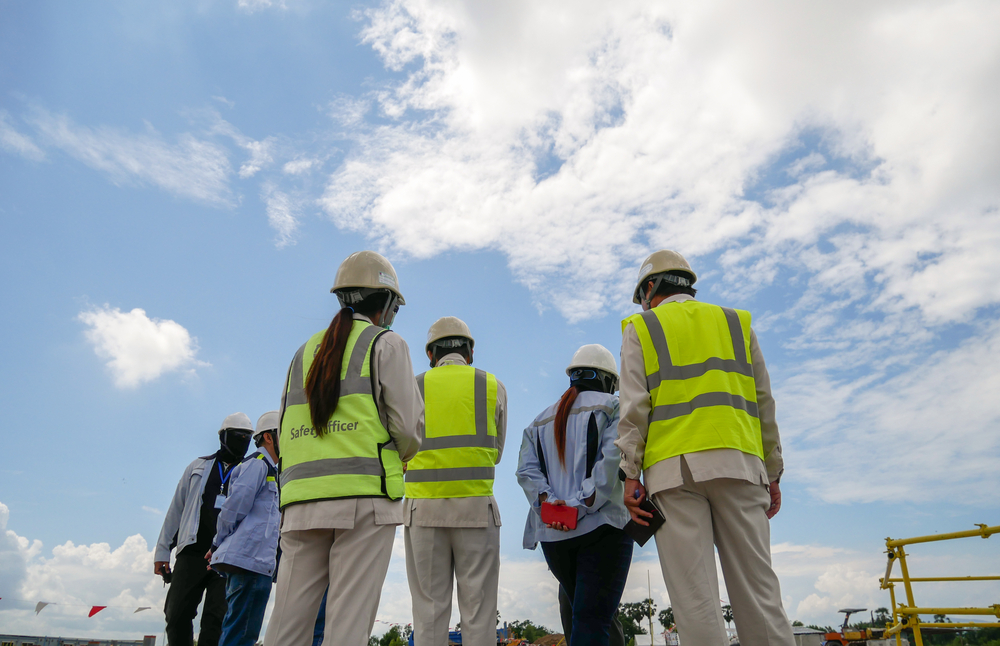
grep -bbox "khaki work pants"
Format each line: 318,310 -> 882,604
263,503 -> 396,646
404,519 -> 500,646
650,462 -> 794,646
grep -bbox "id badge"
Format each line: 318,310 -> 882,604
214,494 -> 227,509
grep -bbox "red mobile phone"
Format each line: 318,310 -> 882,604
540,502 -> 578,530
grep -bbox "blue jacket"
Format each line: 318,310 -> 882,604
516,390 -> 629,549
210,451 -> 279,576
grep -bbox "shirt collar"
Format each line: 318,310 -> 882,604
435,352 -> 469,367
661,293 -> 695,305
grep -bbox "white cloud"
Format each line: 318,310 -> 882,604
238,0 -> 287,12
262,183 -> 300,247
326,0 -> 1000,324
239,137 -> 275,178
779,319 -> 1000,504
283,158 -> 318,175
314,0 -> 1000,505
30,109 -> 234,206
0,502 -> 166,639
78,305 -> 208,389
0,111 -> 45,161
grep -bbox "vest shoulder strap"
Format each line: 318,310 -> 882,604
536,431 -> 548,480
586,413 -> 599,479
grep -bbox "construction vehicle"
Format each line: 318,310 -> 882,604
822,608 -> 890,645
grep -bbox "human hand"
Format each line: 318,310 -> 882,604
584,492 -> 596,507
154,561 -> 169,576
766,481 -> 781,519
204,550 -> 214,570
545,499 -> 572,531
624,478 -> 653,526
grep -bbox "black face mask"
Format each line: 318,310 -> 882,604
219,429 -> 252,463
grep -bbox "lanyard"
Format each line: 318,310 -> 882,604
217,461 -> 234,494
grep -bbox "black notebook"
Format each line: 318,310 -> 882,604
623,499 -> 666,546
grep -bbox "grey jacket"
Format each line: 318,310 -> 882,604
210,451 -> 280,576
154,456 -> 215,563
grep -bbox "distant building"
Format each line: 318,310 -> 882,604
0,636 -> 154,646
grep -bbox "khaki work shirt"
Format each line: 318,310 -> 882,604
404,353 -> 507,528
281,313 -> 424,530
615,294 -> 784,495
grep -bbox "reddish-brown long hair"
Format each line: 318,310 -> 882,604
305,307 -> 354,437
552,385 -> 580,468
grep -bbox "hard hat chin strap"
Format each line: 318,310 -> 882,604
642,274 -> 664,308
379,292 -> 400,330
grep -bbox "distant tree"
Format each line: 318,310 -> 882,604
620,599 -> 656,641
792,620 -> 804,627
378,624 -> 407,646
508,619 -> 552,641
934,614 -> 951,624
722,604 -> 734,629
658,607 -> 675,631
807,624 -> 834,633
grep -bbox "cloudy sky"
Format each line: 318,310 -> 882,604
2,0 -> 999,640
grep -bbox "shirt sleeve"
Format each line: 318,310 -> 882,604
615,323 -> 650,480
494,379 -> 508,464
372,331 -> 424,463
515,425 -> 554,509
750,328 -> 784,482
154,461 -> 194,562
213,460 -> 265,550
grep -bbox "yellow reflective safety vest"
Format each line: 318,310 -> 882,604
622,299 -> 764,471
278,320 -> 404,508
405,364 -> 499,499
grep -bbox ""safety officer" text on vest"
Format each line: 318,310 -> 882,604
288,420 -> 360,439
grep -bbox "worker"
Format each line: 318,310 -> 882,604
208,410 -> 281,646
264,250 -> 423,646
404,316 -> 506,646
516,344 -> 632,646
154,413 -> 254,646
616,250 -> 794,646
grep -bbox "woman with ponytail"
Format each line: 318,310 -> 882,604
516,344 -> 633,646
264,251 -> 423,646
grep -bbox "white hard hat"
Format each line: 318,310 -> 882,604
331,250 -> 405,305
632,249 -> 697,304
567,344 -> 619,379
254,411 -> 280,442
426,316 -> 474,351
220,412 -> 253,433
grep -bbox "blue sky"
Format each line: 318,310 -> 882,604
2,0 -> 999,640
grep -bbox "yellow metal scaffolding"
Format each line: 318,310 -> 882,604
880,524 -> 1000,646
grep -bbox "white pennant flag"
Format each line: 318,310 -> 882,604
134,607 -> 151,613
35,601 -> 54,615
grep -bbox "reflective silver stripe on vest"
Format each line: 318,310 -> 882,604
642,306 -> 753,391
279,456 -> 384,486
403,466 -> 496,483
416,373 -> 424,398
533,404 -> 615,428
285,343 -> 308,406
284,325 -> 383,408
416,369 -> 497,451
650,391 -> 759,423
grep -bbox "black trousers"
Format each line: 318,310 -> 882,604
542,525 -> 633,646
164,551 -> 227,646
559,585 -> 627,646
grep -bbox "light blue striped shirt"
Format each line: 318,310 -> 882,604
516,390 -> 629,549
